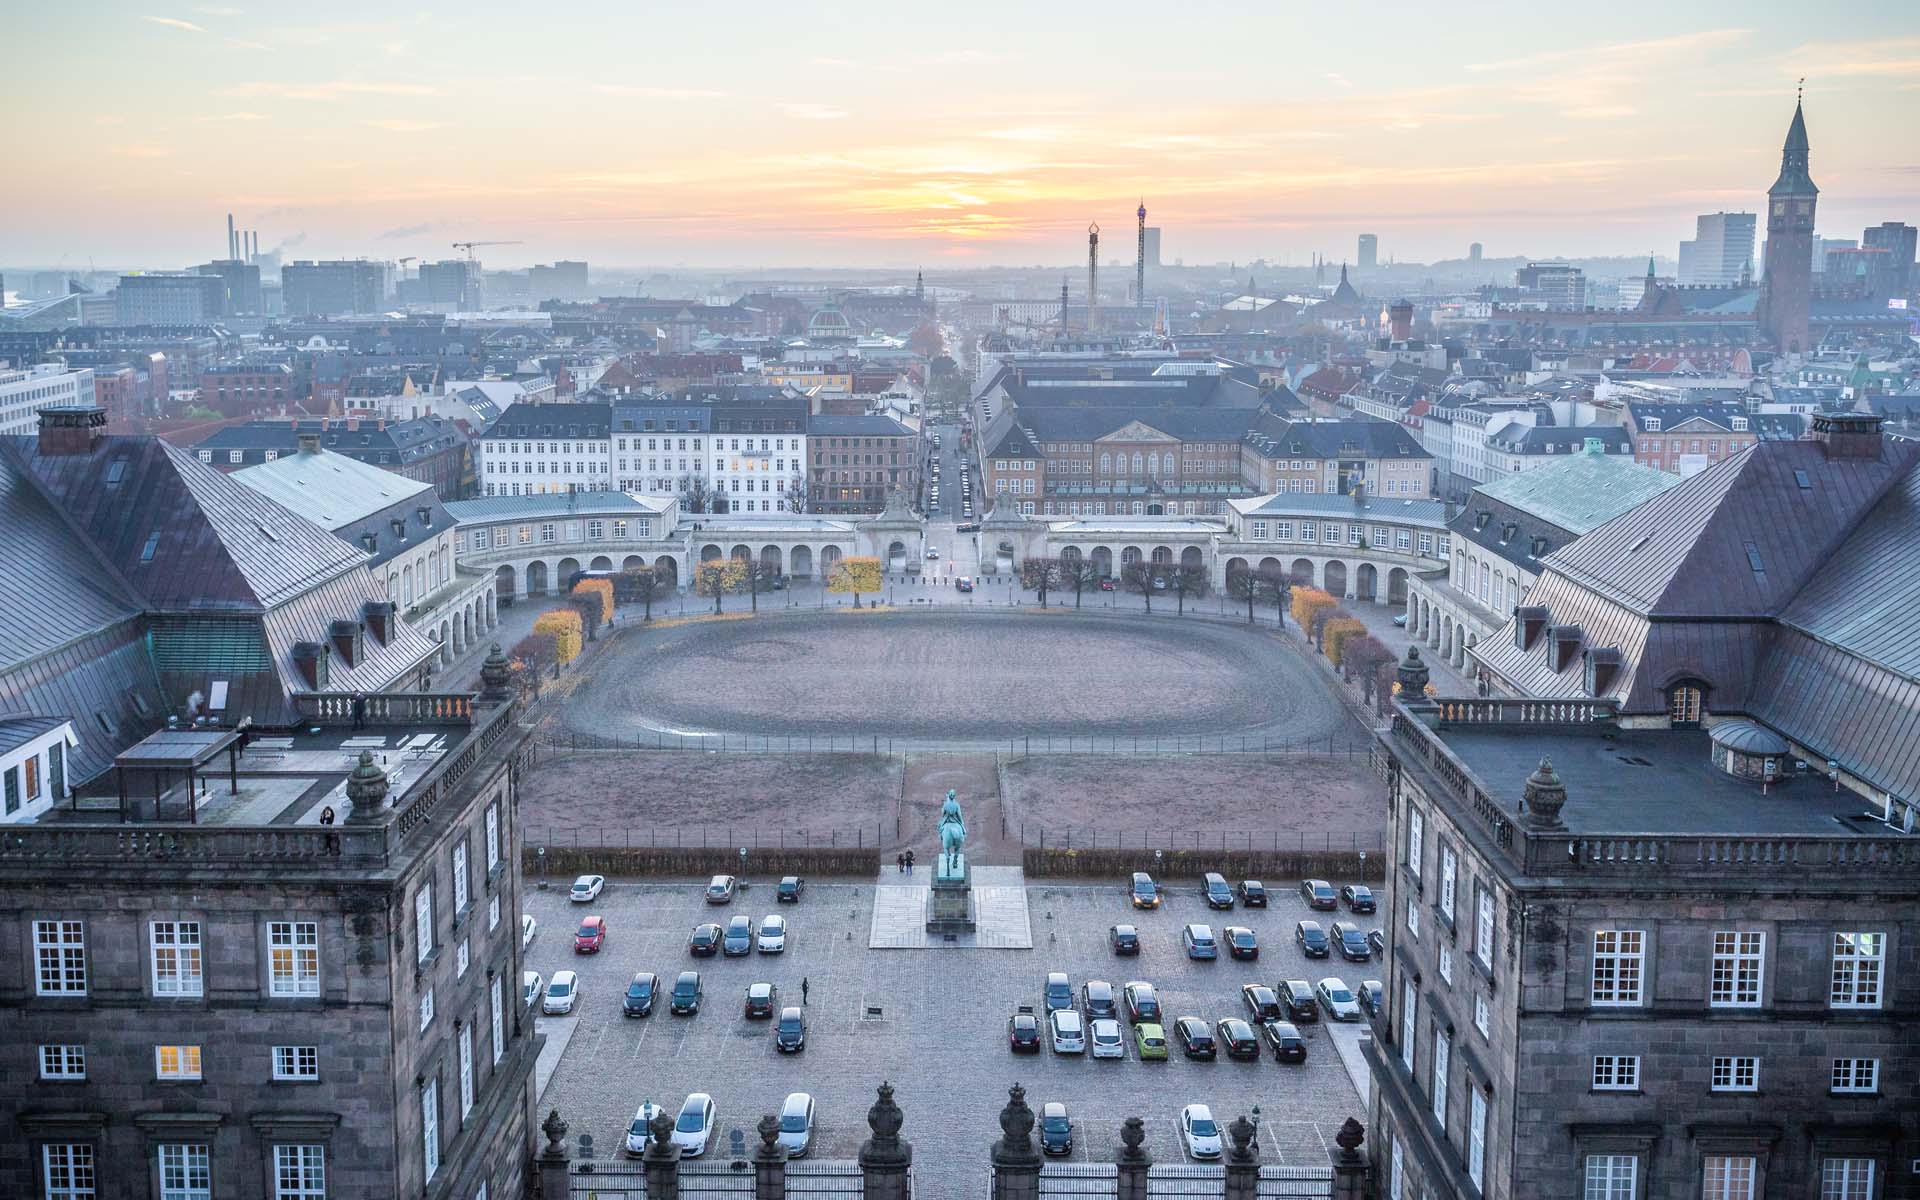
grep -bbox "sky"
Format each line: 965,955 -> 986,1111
4,1 -> 1919,271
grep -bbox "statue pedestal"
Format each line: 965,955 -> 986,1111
925,853 -> 976,934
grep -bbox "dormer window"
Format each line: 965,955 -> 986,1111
1643,416 -> 1662,432
1731,416 -> 1749,432
417,507 -> 432,527
391,519 -> 407,539
361,533 -> 377,553
1474,510 -> 1492,530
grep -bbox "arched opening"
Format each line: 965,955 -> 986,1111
791,545 -> 813,577
622,555 -> 644,571
1291,558 -> 1315,587
760,545 -> 782,573
526,560 -> 549,595
1060,546 -> 1084,570
1146,503 -> 1165,516
653,557 -> 679,588
1324,560 -> 1348,597
1225,557 -> 1249,586
1181,546 -> 1203,569
1151,545 -> 1173,565
700,544 -> 723,562
1668,681 -> 1708,726
1387,567 -> 1409,605
820,545 -> 843,574
1356,563 -> 1378,601
1258,557 -> 1282,578
730,544 -> 751,563
1121,546 -> 1143,569
558,558 -> 583,593
887,540 -> 907,571
1090,546 -> 1113,577
589,555 -> 613,573
438,620 -> 451,664
494,564 -> 516,600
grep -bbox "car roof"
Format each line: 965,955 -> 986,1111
1053,1009 -> 1081,1025
1131,872 -> 1151,882
749,982 -> 772,994
1246,983 -> 1275,994
552,969 -> 577,981
677,970 -> 699,983
1091,1018 -> 1121,1032
781,875 -> 799,883
780,1006 -> 802,1020
632,971 -> 655,983
782,1092 -> 811,1115
1043,1102 -> 1067,1117
1185,923 -> 1213,935
1284,979 -> 1311,989
1047,971 -> 1068,984
1187,1103 -> 1213,1118
1086,979 -> 1112,993
580,915 -> 604,926
1205,871 -> 1225,881
1318,977 -> 1348,988
764,914 -> 785,925
680,1093 -> 711,1111
709,875 -> 731,885
574,874 -> 599,883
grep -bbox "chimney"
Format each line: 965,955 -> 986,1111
362,599 -> 396,644
291,641 -> 329,690
37,405 -> 107,456
1810,411 -> 1884,459
297,431 -> 323,455
1389,299 -> 1414,342
227,212 -> 236,261
328,619 -> 365,668
345,417 -> 360,431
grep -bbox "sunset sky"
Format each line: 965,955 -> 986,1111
5,1 -> 1918,270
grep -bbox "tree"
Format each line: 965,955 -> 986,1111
678,474 -> 711,514
623,566 -> 664,622
532,609 -> 583,663
1226,566 -> 1262,623
740,555 -> 779,613
1058,555 -> 1101,609
1122,559 -> 1159,614
907,321 -> 943,360
1019,557 -> 1062,608
1168,563 -> 1209,615
781,476 -> 809,514
694,558 -> 744,614
571,578 -> 613,626
827,555 -> 884,608
508,632 -> 558,691
1264,569 -> 1294,629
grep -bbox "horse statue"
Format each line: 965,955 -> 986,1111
937,788 -> 967,873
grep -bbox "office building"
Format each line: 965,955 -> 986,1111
0,363 -> 97,435
195,259 -> 263,315
419,260 -> 480,309
281,261 -> 388,317
1860,222 -> 1916,298
1678,213 -> 1755,286
1359,233 -> 1379,270
1514,263 -> 1586,308
115,274 -> 226,326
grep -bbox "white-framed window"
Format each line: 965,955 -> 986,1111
39,1044 -> 86,1080
415,885 -> 434,964
485,804 -> 500,870
158,1143 -> 211,1200
272,1045 -> 319,1081
420,986 -> 435,1032
1439,846 -> 1457,920
42,1144 -> 95,1199
1591,930 -> 1644,1005
1703,1155 -> 1756,1200
1830,1057 -> 1878,1093
452,843 -> 469,913
423,1078 -> 442,1183
1591,1055 -> 1640,1090
1390,1139 -> 1407,1200
1418,532 -> 1434,556
1439,943 -> 1454,984
1830,932 -> 1884,1008
1710,931 -> 1765,1008
1584,1154 -> 1638,1200
1431,1029 -> 1450,1124
1821,1158 -> 1875,1199
268,921 -> 320,997
459,1023 -> 476,1121
1475,890 -> 1496,968
34,918 -> 87,995
1251,520 -> 1268,540
1710,1055 -> 1759,1092
151,921 -> 204,997
155,1045 -> 202,1080
488,894 -> 501,933
1407,897 -> 1420,940
491,974 -> 505,1066
1406,807 -> 1423,877
456,938 -> 470,978
1399,981 -> 1416,1072
273,1145 -> 325,1199
1467,1088 -> 1487,1189
1474,993 -> 1490,1038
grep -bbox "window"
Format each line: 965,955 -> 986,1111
151,921 -> 204,997
452,844 -> 469,914
1591,1055 -> 1640,1090
456,939 -> 470,978
155,1045 -> 202,1080
1439,943 -> 1454,984
488,895 -> 501,933
420,986 -> 435,1031
491,975 -> 505,1066
1710,1056 -> 1759,1092
39,1044 -> 86,1080
1668,683 -> 1704,725
485,803 -> 500,870
459,1024 -> 476,1121
1474,993 -> 1490,1038
1584,1154 -> 1638,1200
1439,847 -> 1457,920
1476,890 -> 1496,967
34,919 -> 87,995
1391,1140 -> 1407,1200
415,886 -> 434,964
273,1145 -> 325,1199
1399,981 -> 1416,1072
1431,1029 -> 1450,1123
1591,931 -> 1645,1005
422,1079 -> 442,1183
1703,1155 -> 1756,1200
1830,1058 -> 1878,1093
1831,933 -> 1884,1008
1710,931 -> 1765,1007
1407,898 -> 1421,940
1821,1159 -> 1875,1199
158,1143 -> 211,1200
1467,1089 -> 1487,1190
1252,521 -> 1268,540
268,921 -> 320,997
1406,807 -> 1423,877
273,1045 -> 319,1081
42,1145 -> 94,1199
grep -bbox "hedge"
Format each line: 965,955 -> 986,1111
571,578 -> 613,625
1323,617 -> 1369,667
1024,846 -> 1385,882
532,608 -> 583,663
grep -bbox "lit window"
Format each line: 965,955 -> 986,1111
1703,1155 -> 1756,1200
268,921 -> 320,997
155,1045 -> 202,1080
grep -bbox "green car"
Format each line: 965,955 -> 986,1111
1134,1022 -> 1169,1061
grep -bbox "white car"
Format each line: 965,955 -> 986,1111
570,874 -> 606,903
624,1102 -> 665,1156
543,970 -> 580,1015
521,970 -> 543,1009
1317,977 -> 1364,1022
1089,1018 -> 1127,1059
926,548 -> 940,559
671,1093 -> 717,1157
758,914 -> 787,953
521,913 -> 538,949
1180,1104 -> 1223,1160
1049,1009 -> 1086,1054
776,1092 -> 815,1158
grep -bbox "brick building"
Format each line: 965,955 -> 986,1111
196,363 -> 293,417
807,414 -> 919,512
1624,402 -> 1803,475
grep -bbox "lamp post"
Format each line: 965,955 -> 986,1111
739,845 -> 747,883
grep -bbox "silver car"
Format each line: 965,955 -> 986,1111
776,1092 -> 815,1158
1316,977 -> 1364,1021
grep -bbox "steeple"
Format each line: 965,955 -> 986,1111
1769,90 -> 1817,198
1645,254 -> 1656,282
1331,261 -> 1360,304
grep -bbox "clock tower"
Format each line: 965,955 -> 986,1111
1758,92 -> 1817,355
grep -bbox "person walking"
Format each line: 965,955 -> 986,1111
905,850 -> 915,875
801,976 -> 809,1006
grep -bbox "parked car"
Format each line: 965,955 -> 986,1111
688,923 -> 722,957
956,577 -> 974,593
722,915 -> 755,956
1082,980 -> 1118,1021
776,1093 -> 815,1156
1202,872 -> 1235,909
758,914 -> 787,953
574,915 -> 607,954
1008,1006 -> 1042,1054
1316,977 -> 1364,1021
1279,979 -> 1320,1023
521,914 -> 538,949
570,874 -> 605,903
775,1007 -> 806,1053
625,1102 -> 665,1156
1360,979 -> 1385,1018
926,547 -> 940,559
1224,926 -> 1258,960
1181,924 -> 1218,961
705,875 -> 737,904
622,971 -> 659,1017
669,971 -> 703,1015
671,1093 -> 717,1157
1043,972 -> 1073,1013
1049,1009 -> 1086,1054
1261,1020 -> 1308,1064
1330,922 -> 1372,962
1367,929 -> 1386,957
1098,577 -> 1117,592
1040,1102 -> 1073,1156
776,876 -> 804,903
744,982 -> 778,1019
1300,879 -> 1338,911
1089,1018 -> 1127,1059
1123,981 -> 1162,1024
522,969 -> 543,1010
1341,884 -> 1377,914
1173,1016 -> 1216,1060
1241,984 -> 1283,1023
1240,880 -> 1268,907
1215,1018 -> 1260,1061
543,970 -> 580,1015
1180,1104 -> 1223,1160
1129,872 -> 1160,909
1295,920 -> 1331,958
1134,1022 -> 1169,1060
1108,924 -> 1141,955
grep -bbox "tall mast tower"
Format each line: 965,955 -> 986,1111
1087,221 -> 1100,334
1136,200 -> 1147,305
1059,276 -> 1069,333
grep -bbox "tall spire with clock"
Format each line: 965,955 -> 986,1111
1759,86 -> 1817,356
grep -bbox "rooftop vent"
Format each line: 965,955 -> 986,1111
36,404 -> 107,457
362,599 -> 396,645
328,619 -> 364,669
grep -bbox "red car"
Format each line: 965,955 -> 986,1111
574,915 -> 607,953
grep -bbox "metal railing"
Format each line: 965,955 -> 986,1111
528,825 -> 889,851
293,690 -> 477,726
542,728 -> 1374,758
1015,826 -> 1387,853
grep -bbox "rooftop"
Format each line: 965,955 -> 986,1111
445,490 -> 673,523
232,444 -> 434,530
1473,439 -> 1679,535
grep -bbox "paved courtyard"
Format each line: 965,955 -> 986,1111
527,874 -> 1378,1195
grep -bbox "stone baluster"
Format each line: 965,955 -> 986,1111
990,1084 -> 1042,1200
643,1109 -> 681,1200
1224,1111 -> 1261,1200
859,1081 -> 911,1200
1330,1117 -> 1367,1200
1115,1115 -> 1151,1200
754,1113 -> 788,1200
536,1110 -> 570,1200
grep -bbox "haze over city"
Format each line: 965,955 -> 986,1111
7,0 -> 1920,268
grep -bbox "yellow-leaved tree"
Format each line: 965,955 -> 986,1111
695,558 -> 746,614
532,608 -> 584,664
827,556 -> 884,608
571,578 -> 613,626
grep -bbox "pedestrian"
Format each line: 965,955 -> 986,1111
895,853 -> 903,873
318,806 -> 336,826
801,976 -> 809,1006
349,691 -> 367,731
906,849 -> 915,875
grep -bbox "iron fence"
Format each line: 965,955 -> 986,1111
1036,1162 -> 1118,1196
1015,827 -> 1387,853
566,1161 -> 882,1199
527,824 -> 889,851
569,1160 -> 646,1197
1010,1163 -> 1333,1199
786,1161 -> 872,1195
1255,1166 -> 1338,1198
540,728 -> 1375,758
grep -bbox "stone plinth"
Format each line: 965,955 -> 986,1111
924,853 -> 976,934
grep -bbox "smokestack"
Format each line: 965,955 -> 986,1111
1087,221 -> 1100,335
227,213 -> 236,261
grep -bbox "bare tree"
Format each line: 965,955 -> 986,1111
1226,565 -> 1261,623
1122,559 -> 1160,615
624,566 -> 664,622
1168,563 -> 1209,615
678,474 -> 711,514
781,475 -> 809,514
1058,555 -> 1101,609
1262,568 -> 1294,629
740,555 -> 779,613
1019,556 -> 1062,608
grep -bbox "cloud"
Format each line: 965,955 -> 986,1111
111,144 -> 174,158
1469,28 -> 1752,72
1783,36 -> 1920,79
1324,72 -> 1352,89
144,15 -> 206,32
198,110 -> 266,121
777,102 -> 847,120
379,222 -> 439,239
225,80 -> 442,101
364,119 -> 443,132
592,84 -> 728,99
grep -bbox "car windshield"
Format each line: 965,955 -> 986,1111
549,981 -> 571,995
631,1117 -> 650,1134
676,1109 -> 704,1132
1042,1117 -> 1069,1133
578,924 -> 597,937
628,982 -> 647,996
1232,931 -> 1253,944
1191,1117 -> 1217,1137
1326,987 -> 1355,1003
779,1017 -> 801,1032
781,1113 -> 808,1132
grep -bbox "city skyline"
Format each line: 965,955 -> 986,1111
3,2 -> 1919,269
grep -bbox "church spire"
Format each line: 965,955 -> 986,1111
1770,87 -> 1817,197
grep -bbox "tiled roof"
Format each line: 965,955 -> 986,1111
1473,441 -> 1679,535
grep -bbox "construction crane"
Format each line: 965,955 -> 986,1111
394,255 -> 418,279
452,240 -> 522,261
